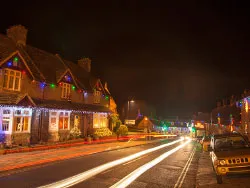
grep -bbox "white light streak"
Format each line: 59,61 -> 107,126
110,140 -> 191,188
39,139 -> 183,188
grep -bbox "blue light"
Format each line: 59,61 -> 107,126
7,62 -> 12,67
40,82 -> 46,89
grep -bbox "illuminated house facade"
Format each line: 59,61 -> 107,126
0,25 -> 114,146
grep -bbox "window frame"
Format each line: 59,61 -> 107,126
3,68 -> 22,91
49,111 -> 70,131
61,83 -> 71,99
93,90 -> 101,104
0,108 -> 13,133
93,113 -> 108,128
13,108 -> 32,133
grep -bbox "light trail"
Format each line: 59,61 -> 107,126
39,138 -> 183,188
110,139 -> 191,188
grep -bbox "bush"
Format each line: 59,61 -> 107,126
94,127 -> 113,137
116,125 -> 128,136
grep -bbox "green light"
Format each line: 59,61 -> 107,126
13,57 -> 18,62
72,85 -> 76,90
105,96 -> 109,100
50,83 -> 55,88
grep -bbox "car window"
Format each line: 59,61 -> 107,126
215,136 -> 249,151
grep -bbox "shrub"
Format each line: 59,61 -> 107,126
116,125 -> 128,136
94,127 -> 113,137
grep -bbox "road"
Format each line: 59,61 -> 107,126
0,139 -> 200,188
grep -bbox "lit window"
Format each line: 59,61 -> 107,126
59,111 -> 69,130
12,108 -> 31,132
61,83 -> 71,99
93,90 -> 101,104
3,69 -> 21,91
93,113 -> 108,128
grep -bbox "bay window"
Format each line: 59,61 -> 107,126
3,69 -> 21,91
13,109 -> 31,132
0,108 -> 31,133
0,109 -> 12,132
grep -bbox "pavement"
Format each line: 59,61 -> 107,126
0,138 -> 166,175
196,150 -> 250,188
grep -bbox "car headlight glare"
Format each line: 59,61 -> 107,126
219,160 -> 226,165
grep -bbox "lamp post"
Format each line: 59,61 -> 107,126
127,99 -> 134,121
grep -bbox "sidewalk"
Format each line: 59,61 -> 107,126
0,138 -> 165,175
196,151 -> 217,187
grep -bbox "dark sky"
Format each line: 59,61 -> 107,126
1,1 -> 249,117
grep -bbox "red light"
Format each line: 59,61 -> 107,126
59,82 -> 62,86
22,70 -> 26,74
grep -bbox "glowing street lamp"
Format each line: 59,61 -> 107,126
127,99 -> 135,120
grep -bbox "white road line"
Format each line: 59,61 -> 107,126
109,140 -> 191,188
174,147 -> 196,188
122,155 -> 147,166
38,138 -> 183,188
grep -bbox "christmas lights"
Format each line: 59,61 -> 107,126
0,105 -> 111,115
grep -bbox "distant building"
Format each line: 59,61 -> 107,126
120,100 -> 156,126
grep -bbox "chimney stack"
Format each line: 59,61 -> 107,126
78,58 -> 91,72
7,25 -> 27,46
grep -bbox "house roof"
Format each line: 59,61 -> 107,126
32,98 -> 111,113
0,92 -> 35,106
0,92 -> 111,113
0,32 -> 99,91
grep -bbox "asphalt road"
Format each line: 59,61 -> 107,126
0,139 -> 200,188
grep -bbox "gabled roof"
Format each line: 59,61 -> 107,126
0,93 -> 36,106
0,31 -> 102,92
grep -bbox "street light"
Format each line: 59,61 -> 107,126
127,100 -> 134,120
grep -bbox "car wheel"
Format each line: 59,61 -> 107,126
216,175 -> 223,184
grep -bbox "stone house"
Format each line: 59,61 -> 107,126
0,25 -> 115,146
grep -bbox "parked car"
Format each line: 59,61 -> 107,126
209,133 -> 250,184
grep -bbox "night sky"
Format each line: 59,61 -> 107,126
1,1 -> 249,117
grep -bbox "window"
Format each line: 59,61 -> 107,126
93,90 -> 101,104
59,112 -> 69,130
49,111 -> 70,131
1,109 -> 12,132
61,83 -> 71,99
49,112 -> 58,131
93,113 -> 108,128
13,109 -> 31,132
3,69 -> 21,91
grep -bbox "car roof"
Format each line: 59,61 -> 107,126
212,133 -> 242,138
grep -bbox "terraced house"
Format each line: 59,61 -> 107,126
0,25 -> 117,146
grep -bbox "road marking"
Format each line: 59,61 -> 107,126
38,138 -> 184,188
122,155 -> 147,166
101,169 -> 112,174
174,146 -> 196,188
109,140 -> 191,188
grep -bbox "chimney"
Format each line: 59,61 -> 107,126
7,25 -> 28,46
78,58 -> 91,72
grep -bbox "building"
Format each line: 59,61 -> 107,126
121,100 -> 156,126
0,25 -> 116,146
237,93 -> 250,139
211,96 -> 241,134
